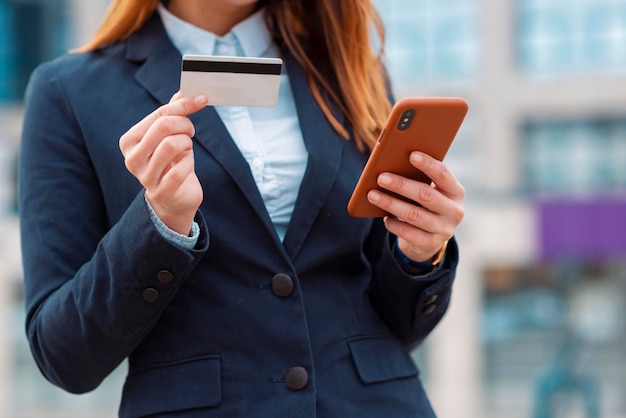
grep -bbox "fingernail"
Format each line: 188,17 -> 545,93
411,152 -> 423,163
195,95 -> 208,105
378,173 -> 392,185
368,190 -> 381,202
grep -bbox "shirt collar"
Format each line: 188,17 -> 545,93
157,3 -> 272,58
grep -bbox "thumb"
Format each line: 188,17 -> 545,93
169,91 -> 182,103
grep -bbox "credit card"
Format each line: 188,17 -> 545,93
179,54 -> 283,107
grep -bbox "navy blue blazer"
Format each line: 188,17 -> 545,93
19,12 -> 458,418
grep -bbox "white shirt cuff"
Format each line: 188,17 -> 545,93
144,194 -> 200,250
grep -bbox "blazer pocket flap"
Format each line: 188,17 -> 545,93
348,336 -> 419,384
120,355 -> 221,417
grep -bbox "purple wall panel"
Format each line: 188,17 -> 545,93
539,199 -> 626,261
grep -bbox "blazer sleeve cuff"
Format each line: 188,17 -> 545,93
369,234 -> 459,346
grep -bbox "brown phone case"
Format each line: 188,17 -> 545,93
347,97 -> 468,218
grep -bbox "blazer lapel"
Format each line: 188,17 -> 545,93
282,55 -> 344,260
126,14 -> 180,105
127,14 -> 278,240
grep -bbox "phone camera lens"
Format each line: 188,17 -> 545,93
397,109 -> 416,131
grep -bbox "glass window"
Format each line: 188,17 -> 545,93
374,0 -> 480,84
517,0 -> 626,75
482,262 -> 626,417
0,1 -> 17,100
0,0 -> 69,103
523,119 -> 626,196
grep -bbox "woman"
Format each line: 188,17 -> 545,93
19,0 -> 465,416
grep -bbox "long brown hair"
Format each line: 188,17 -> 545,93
78,0 -> 391,151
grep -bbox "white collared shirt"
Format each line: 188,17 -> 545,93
158,4 -> 308,242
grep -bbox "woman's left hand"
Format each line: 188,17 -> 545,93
366,151 -> 465,263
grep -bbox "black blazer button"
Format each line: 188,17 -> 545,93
423,304 -> 437,315
157,270 -> 174,284
285,366 -> 309,390
271,273 -> 294,298
425,294 -> 438,305
143,288 -> 160,303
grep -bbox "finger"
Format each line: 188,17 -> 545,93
131,94 -> 206,139
120,94 -> 207,150
156,152 -> 195,198
122,116 -> 195,175
409,152 -> 464,200
369,176 -> 463,235
384,217 -> 443,259
367,189 -> 443,234
146,151 -> 197,208
169,91 -> 182,103
141,115 -> 195,156
375,172 -> 450,216
144,134 -> 194,190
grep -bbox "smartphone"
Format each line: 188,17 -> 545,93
179,54 -> 283,107
347,97 -> 468,218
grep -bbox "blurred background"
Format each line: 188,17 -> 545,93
1,0 -> 625,416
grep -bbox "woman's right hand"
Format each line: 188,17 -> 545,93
119,93 -> 208,235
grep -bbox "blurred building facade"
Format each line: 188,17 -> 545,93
1,0 -> 625,417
